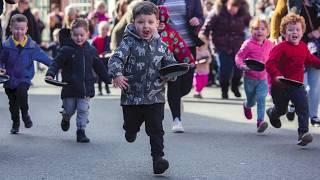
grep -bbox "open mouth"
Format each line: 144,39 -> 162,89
292,35 -> 298,40
143,30 -> 150,37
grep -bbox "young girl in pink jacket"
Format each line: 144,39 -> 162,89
235,17 -> 274,133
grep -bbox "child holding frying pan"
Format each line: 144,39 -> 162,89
235,17 -> 273,133
266,13 -> 320,146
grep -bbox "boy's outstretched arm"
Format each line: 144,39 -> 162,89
33,45 -> 53,66
266,46 -> 283,82
92,50 -> 110,82
45,48 -> 66,78
305,50 -> 320,68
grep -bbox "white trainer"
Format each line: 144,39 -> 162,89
172,118 -> 184,133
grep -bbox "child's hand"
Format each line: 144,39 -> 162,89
241,65 -> 250,71
113,75 -> 129,90
0,68 -> 6,75
45,76 -> 54,80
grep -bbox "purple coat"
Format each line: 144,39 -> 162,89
200,6 -> 251,55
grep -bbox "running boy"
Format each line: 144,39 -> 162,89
266,13 -> 320,146
108,1 -> 176,174
235,17 -> 273,133
46,18 -> 109,143
0,14 -> 52,134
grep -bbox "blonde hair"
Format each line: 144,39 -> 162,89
280,13 -> 306,36
95,0 -> 106,10
249,17 -> 269,33
98,21 -> 109,35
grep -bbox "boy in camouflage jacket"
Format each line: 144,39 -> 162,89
108,1 -> 176,175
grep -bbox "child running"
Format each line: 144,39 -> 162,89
235,17 -> 274,133
46,18 -> 109,143
0,14 -> 52,134
108,1 -> 176,174
266,13 -> 320,146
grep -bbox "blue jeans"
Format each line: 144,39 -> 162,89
218,52 -> 242,94
62,98 -> 90,129
304,67 -> 320,118
244,77 -> 268,120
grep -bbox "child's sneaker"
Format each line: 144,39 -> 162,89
76,129 -> 90,143
311,116 -> 320,127
243,102 -> 252,120
286,104 -> 295,121
297,132 -> 313,146
10,122 -> 20,134
266,108 -> 281,128
257,120 -> 268,133
125,132 -> 137,143
153,157 -> 169,174
172,118 -> 184,133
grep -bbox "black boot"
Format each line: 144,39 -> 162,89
22,114 -> 33,128
153,157 -> 169,174
61,113 -> 70,132
10,121 -> 20,134
76,129 -> 90,143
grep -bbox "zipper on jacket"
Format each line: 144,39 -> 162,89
82,48 -> 86,97
142,42 -> 152,100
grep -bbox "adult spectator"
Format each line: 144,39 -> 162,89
199,0 -> 251,99
5,0 -> 40,44
48,3 -> 63,41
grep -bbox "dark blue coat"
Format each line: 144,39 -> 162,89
46,39 -> 109,99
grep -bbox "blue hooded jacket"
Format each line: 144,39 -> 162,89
0,36 -> 52,89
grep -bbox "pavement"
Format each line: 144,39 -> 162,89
0,72 -> 320,180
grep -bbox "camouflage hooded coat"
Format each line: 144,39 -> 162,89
108,24 -> 176,105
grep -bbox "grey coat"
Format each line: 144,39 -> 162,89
108,24 -> 176,105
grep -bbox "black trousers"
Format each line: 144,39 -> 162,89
5,83 -> 30,127
270,85 -> 309,133
122,103 -> 165,158
167,46 -> 196,120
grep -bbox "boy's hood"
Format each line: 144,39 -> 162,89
124,23 -> 160,40
158,5 -> 170,25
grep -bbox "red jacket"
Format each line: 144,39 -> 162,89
158,6 -> 195,64
266,41 -> 320,84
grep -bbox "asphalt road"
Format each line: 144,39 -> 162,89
0,74 -> 320,180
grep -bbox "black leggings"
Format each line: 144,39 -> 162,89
167,46 -> 196,120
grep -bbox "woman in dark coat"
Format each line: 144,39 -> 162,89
199,0 -> 251,99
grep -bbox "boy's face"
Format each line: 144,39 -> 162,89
284,22 -> 303,45
10,22 -> 28,41
71,27 -> 88,46
134,14 -> 159,40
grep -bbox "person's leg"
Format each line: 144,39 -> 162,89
75,98 -> 90,143
305,67 -> 320,125
193,73 -> 209,97
16,83 -> 32,127
122,105 -> 144,142
180,66 -> 194,97
98,78 -> 103,95
256,79 -> 268,121
267,86 -> 289,128
61,98 -> 77,131
243,77 -> 257,120
167,78 -> 181,120
144,103 -> 168,174
289,87 -> 313,146
218,52 -> 234,99
5,88 -> 20,133
231,54 -> 243,97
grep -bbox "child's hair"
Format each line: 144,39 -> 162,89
95,0 -> 106,10
249,16 -> 269,33
10,14 -> 28,26
98,21 -> 109,35
70,18 -> 89,32
132,1 -> 159,21
280,13 -> 306,36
